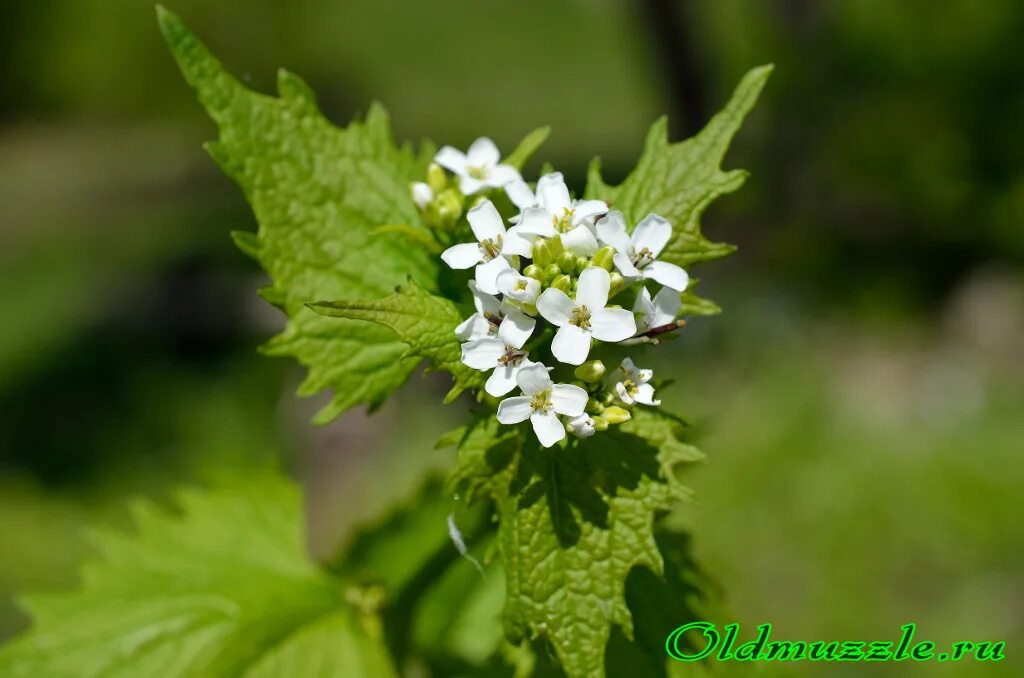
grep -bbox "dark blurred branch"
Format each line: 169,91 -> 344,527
638,0 -> 708,136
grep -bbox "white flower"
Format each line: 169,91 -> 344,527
614,357 -> 660,406
566,413 -> 596,439
596,212 -> 690,291
496,363 -> 588,447
455,281 -> 506,341
460,306 -> 537,397
440,200 -> 515,294
496,269 -> 541,305
504,172 -> 608,257
633,286 -> 681,334
411,182 -> 433,209
435,137 -> 520,195
536,267 -> 636,365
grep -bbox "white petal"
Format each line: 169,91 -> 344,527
561,225 -> 598,256
652,287 -> 682,326
536,172 -> 572,214
459,176 -> 486,195
460,338 -> 505,370
642,261 -> 689,292
612,251 -> 643,278
498,308 -> 535,348
441,242 -> 482,269
518,207 -> 558,236
485,164 -> 521,187
566,414 -> 596,439
474,256 -> 512,295
595,212 -> 632,252
551,324 -> 592,365
455,313 -> 491,341
589,307 -> 637,343
550,384 -> 588,417
497,396 -> 532,424
530,410 -> 566,448
632,214 -> 672,258
536,288 -> 574,326
620,357 -> 639,375
501,225 -> 538,257
516,362 -> 553,395
615,382 -> 635,405
498,270 -> 540,304
468,280 -> 502,317
434,146 -> 468,174
636,368 -> 654,384
633,287 -> 655,333
467,200 -> 506,242
635,383 -> 660,406
467,137 -> 500,167
412,182 -> 433,208
485,365 -> 519,397
575,267 -> 610,310
572,199 -> 609,226
505,179 -> 538,210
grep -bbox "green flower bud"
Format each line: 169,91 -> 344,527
550,274 -> 572,293
608,271 -> 625,297
523,264 -> 544,281
602,405 -> 632,425
532,239 -> 553,267
576,256 -> 590,273
574,360 -> 606,384
591,415 -> 610,432
435,189 -> 464,230
521,302 -> 538,316
544,264 -> 562,282
548,234 -> 565,257
586,397 -> 605,414
557,251 -> 577,275
593,246 -> 615,271
427,163 -> 447,193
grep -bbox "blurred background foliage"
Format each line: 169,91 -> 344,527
1,0 -> 1021,674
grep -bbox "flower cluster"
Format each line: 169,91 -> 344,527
414,138 -> 690,447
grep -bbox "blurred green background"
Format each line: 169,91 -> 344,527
1,0 -> 1022,674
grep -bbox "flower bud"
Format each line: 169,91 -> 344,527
556,251 -> 577,275
550,274 -> 572,293
593,246 -> 615,271
566,414 -> 596,439
427,163 -> 447,193
547,234 -> 565,257
523,264 -> 544,281
532,239 -> 554,267
591,415 -> 610,432
411,182 -> 433,209
575,256 -> 590,273
435,189 -> 463,230
608,272 -> 625,297
544,264 -> 562,282
601,405 -> 632,425
574,360 -> 606,384
586,397 -> 605,414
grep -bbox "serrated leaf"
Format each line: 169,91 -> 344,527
445,410 -> 703,678
0,472 -> 396,678
308,279 -> 485,403
158,8 -> 438,422
586,65 -> 772,269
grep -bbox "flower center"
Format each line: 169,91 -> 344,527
498,345 -> 525,367
479,234 -> 503,261
552,207 -> 575,233
630,246 -> 654,268
622,378 -> 638,397
515,279 -> 528,291
467,165 -> 489,180
483,310 -> 503,335
570,304 -> 592,330
530,387 -> 553,413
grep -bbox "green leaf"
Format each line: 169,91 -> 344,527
158,7 -> 439,422
0,472 -> 396,677
586,65 -> 772,269
445,410 -> 704,678
308,279 -> 485,403
504,126 -> 551,171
